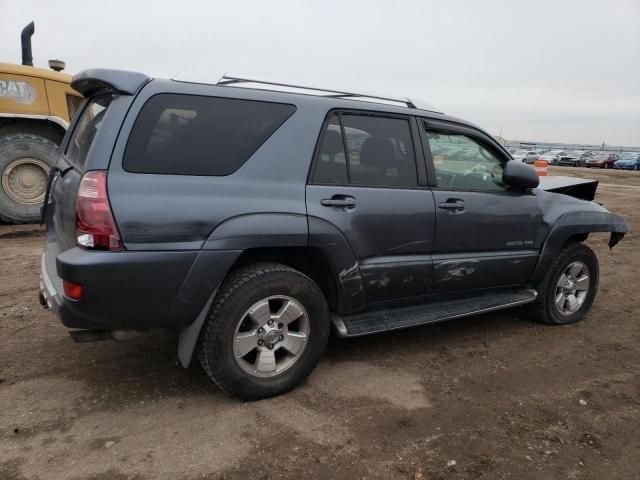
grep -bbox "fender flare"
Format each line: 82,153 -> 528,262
179,213 -> 308,367
178,213 -> 368,366
0,113 -> 69,130
204,213 -> 366,313
529,211 -> 629,286
202,212 -> 308,250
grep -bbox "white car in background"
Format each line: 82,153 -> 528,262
539,150 -> 568,165
512,150 -> 540,164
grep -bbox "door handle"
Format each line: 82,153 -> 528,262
321,195 -> 356,208
438,199 -> 465,212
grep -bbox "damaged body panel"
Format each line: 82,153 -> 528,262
537,175 -> 599,201
529,209 -> 629,286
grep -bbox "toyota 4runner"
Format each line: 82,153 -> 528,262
40,69 -> 629,399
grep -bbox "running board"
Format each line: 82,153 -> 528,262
332,289 -> 537,337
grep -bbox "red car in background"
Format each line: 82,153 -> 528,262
585,152 -> 620,169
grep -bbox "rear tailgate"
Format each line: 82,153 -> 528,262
39,71 -> 229,332
47,94 -> 116,253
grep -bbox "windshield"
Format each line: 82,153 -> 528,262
65,95 -> 115,169
513,150 -> 528,155
593,154 -> 609,159
619,152 -> 636,160
545,150 -> 561,156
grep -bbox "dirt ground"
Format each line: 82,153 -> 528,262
1,166 -> 638,480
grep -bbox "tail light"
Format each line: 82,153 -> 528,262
76,170 -> 123,251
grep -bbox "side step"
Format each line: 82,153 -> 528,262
332,289 -> 537,337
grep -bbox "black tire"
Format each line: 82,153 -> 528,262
526,242 -> 599,325
198,262 -> 330,399
0,134 -> 58,224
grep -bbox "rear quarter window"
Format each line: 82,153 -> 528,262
66,94 -> 114,169
123,94 -> 296,176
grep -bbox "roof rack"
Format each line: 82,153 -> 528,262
217,74 -> 441,113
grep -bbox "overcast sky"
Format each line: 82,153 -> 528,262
2,0 -> 639,146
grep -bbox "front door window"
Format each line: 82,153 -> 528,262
426,131 -> 507,192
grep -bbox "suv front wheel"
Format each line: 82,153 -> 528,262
198,262 -> 330,399
526,242 -> 599,325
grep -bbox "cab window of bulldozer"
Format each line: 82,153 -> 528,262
66,94 -> 114,169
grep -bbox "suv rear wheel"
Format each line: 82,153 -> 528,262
526,242 -> 599,325
198,262 -> 330,399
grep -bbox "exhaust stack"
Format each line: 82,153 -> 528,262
21,21 -> 35,66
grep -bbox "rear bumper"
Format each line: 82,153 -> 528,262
40,253 -> 61,312
40,242 -> 241,331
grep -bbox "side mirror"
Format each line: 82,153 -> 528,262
502,160 -> 539,190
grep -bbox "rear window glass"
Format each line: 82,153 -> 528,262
66,95 -> 114,168
123,94 -> 296,176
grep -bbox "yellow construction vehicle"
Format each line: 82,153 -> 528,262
0,22 -> 82,223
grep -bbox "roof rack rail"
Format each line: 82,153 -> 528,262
217,74 -> 441,113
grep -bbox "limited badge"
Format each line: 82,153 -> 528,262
0,79 -> 37,104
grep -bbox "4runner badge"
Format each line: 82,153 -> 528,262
0,79 -> 37,104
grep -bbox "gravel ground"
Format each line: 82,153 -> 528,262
1,166 -> 638,479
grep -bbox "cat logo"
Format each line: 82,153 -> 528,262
0,79 -> 37,104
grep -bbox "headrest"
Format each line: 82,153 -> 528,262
321,130 -> 344,156
359,137 -> 395,168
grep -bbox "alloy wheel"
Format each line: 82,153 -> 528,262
554,261 -> 590,316
233,296 -> 310,377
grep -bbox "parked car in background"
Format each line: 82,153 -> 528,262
539,150 -> 568,165
511,150 -> 539,163
613,152 -> 640,170
559,150 -> 590,167
555,152 -> 579,167
586,152 -> 620,169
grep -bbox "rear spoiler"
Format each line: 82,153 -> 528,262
71,68 -> 150,97
537,176 -> 599,201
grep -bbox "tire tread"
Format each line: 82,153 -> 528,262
526,241 -> 599,325
198,262 -> 328,398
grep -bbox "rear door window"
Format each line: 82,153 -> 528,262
123,94 -> 296,176
66,94 -> 114,169
312,112 -> 418,187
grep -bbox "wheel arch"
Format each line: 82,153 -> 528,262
0,116 -> 66,145
176,246 -> 339,369
231,246 -> 339,311
529,211 -> 629,286
177,212 -> 364,368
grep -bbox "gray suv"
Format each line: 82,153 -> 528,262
40,69 -> 629,399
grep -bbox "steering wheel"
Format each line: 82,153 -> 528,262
464,164 -> 491,181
